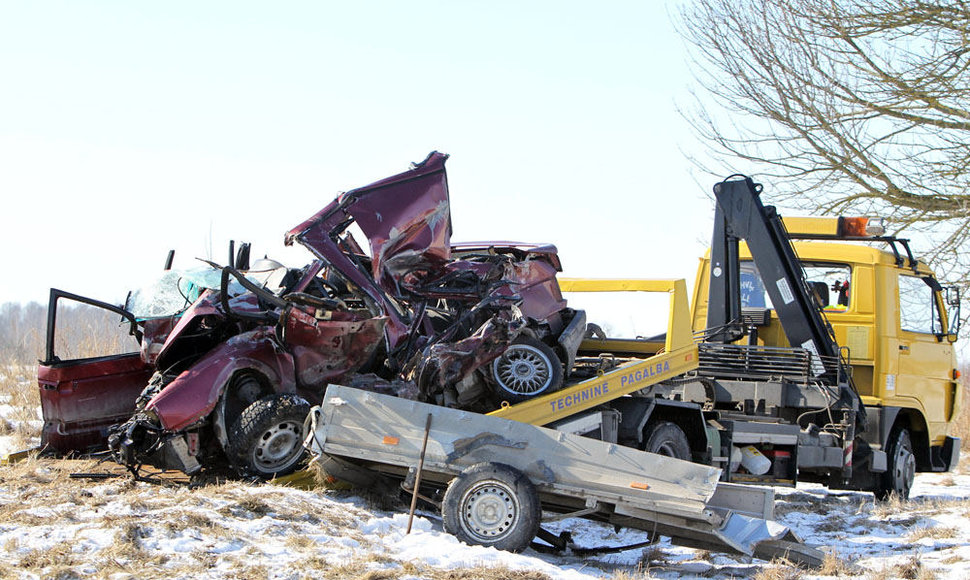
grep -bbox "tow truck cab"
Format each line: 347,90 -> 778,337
691,215 -> 962,476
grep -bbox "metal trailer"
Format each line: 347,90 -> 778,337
307,384 -> 824,566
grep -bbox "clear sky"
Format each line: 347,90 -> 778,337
1,1 -> 717,306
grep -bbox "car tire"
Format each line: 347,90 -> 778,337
490,337 -> 563,403
642,421 -> 692,461
227,393 -> 310,479
874,428 -> 916,501
442,463 -> 541,553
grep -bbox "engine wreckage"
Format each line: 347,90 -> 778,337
38,151 -> 585,479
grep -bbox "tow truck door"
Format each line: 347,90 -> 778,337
892,274 -> 957,436
36,289 -> 153,453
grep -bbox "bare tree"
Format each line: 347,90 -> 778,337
678,0 -> 970,305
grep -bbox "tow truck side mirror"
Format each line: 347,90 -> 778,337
946,286 -> 960,306
946,286 -> 961,339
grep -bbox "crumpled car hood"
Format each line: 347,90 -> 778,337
285,151 -> 452,297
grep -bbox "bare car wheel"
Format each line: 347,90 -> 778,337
490,337 -> 563,403
227,393 -> 310,479
442,463 -> 540,552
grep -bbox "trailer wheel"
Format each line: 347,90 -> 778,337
227,393 -> 310,479
490,337 -> 563,403
875,428 -> 916,501
442,463 -> 540,552
643,421 -> 691,461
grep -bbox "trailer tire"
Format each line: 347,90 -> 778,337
227,393 -> 310,479
490,337 -> 563,403
442,463 -> 540,552
875,428 -> 915,501
642,421 -> 691,461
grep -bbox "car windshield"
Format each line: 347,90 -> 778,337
126,266 -> 252,320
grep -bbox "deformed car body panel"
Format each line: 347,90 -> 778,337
38,353 -> 153,454
451,242 -> 567,323
285,151 -> 452,348
282,307 -> 387,390
286,151 -> 452,289
147,328 -> 298,432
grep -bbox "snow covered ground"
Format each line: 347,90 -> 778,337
0,453 -> 968,579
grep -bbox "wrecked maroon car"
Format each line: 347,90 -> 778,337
37,151 -> 585,479
284,152 -> 585,409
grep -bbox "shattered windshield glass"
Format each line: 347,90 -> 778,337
126,267 -> 248,319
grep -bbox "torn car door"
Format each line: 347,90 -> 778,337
36,289 -> 151,453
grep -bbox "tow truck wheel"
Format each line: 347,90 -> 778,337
227,393 -> 310,479
490,337 -> 563,403
642,421 -> 691,461
442,463 -> 540,552
875,428 -> 916,501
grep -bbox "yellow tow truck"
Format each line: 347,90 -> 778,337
300,173 -> 960,561
490,175 -> 960,499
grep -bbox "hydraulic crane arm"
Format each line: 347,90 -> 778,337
705,175 -> 864,424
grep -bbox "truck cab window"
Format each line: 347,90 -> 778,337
740,261 -> 852,312
898,274 -> 943,334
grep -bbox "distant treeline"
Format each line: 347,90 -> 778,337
0,302 -> 46,365
0,301 -> 137,365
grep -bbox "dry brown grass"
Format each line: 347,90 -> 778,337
0,361 -> 40,452
635,545 -> 668,569
815,551 -> 857,576
868,555 -> 937,580
906,524 -> 959,541
16,540 -> 80,573
608,572 -> 651,580
872,494 -> 970,520
286,557 -> 554,580
751,562 -> 804,580
939,552 -> 965,565
870,492 -> 910,518
428,566 -> 553,580
773,491 -> 833,517
302,555 -> 363,578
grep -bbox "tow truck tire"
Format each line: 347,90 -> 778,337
642,421 -> 691,461
875,428 -> 916,501
490,337 -> 564,403
442,463 -> 541,552
227,393 -> 310,479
